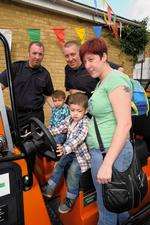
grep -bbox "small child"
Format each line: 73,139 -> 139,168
43,93 -> 91,214
49,90 -> 70,144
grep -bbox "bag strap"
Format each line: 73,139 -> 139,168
93,117 -> 106,158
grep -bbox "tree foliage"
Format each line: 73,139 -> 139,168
120,18 -> 149,63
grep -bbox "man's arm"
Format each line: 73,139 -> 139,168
65,70 -> 85,94
45,96 -> 54,108
42,67 -> 54,94
43,69 -> 54,108
0,61 -> 21,89
0,70 -> 9,89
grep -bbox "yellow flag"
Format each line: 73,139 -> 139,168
75,27 -> 86,44
103,13 -> 109,25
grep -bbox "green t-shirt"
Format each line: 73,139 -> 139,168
86,70 -> 132,150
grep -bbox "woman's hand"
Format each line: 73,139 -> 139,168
56,144 -> 64,157
97,163 -> 112,184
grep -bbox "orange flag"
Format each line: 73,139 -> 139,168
53,28 -> 65,45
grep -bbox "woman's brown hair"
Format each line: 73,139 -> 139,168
79,38 -> 108,63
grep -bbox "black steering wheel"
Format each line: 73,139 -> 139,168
30,117 -> 59,161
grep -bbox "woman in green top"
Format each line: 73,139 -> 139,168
79,38 -> 133,225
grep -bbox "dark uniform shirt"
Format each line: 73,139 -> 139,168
0,61 -> 54,130
65,64 -> 99,98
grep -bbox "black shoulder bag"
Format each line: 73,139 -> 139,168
93,117 -> 148,213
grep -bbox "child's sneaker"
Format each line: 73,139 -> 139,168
42,184 -> 54,198
58,198 -> 75,213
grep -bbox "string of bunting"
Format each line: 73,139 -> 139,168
102,0 -> 122,38
93,0 -> 122,39
27,1 -> 123,45
27,26 -> 102,46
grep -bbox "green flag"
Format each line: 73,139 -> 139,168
27,29 -> 40,42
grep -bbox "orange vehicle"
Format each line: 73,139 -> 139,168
0,32 -> 150,225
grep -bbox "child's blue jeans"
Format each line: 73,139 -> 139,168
48,152 -> 81,199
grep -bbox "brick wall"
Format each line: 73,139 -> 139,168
0,1 -> 134,124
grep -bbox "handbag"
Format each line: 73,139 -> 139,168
93,117 -> 148,213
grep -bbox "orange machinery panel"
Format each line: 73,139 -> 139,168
34,155 -> 55,186
35,156 -> 98,225
15,158 -> 52,225
60,190 -> 98,225
0,116 -> 52,225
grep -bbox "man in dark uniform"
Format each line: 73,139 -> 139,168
63,40 -> 98,99
0,41 -> 54,133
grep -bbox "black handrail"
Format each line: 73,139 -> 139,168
0,32 -> 33,188
0,32 -> 20,140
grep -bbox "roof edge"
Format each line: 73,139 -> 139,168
11,0 -> 141,26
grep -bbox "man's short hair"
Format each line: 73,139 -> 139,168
64,40 -> 80,48
52,90 -> 66,100
28,41 -> 44,52
68,92 -> 88,109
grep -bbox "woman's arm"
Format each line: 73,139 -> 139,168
97,85 -> 132,184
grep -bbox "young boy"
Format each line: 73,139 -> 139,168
43,93 -> 91,214
49,90 -> 70,143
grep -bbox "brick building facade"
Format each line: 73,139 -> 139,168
0,0 -> 134,123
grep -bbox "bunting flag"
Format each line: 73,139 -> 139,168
103,13 -> 109,25
53,28 -> 65,45
93,26 -> 102,38
75,27 -> 86,44
27,29 -> 40,42
113,14 -> 117,23
102,1 -> 121,39
107,5 -> 113,26
111,21 -> 119,39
